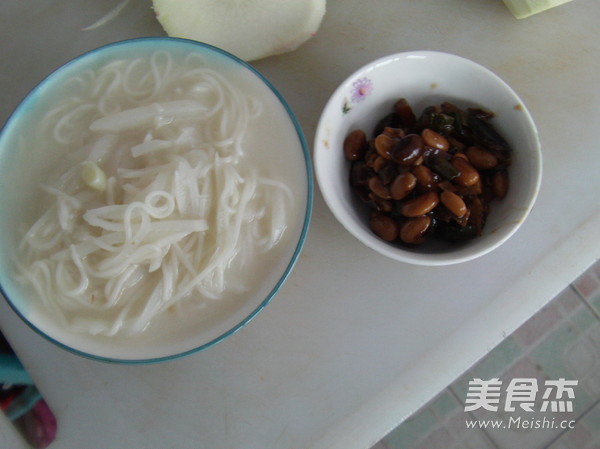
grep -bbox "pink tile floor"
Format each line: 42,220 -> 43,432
372,258 -> 600,449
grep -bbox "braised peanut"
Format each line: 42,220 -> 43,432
440,191 -> 467,217
376,161 -> 398,185
469,175 -> 484,196
390,172 -> 417,200
368,176 -> 391,199
368,192 -> 393,213
382,126 -> 406,139
370,213 -> 399,241
391,134 -> 423,166
374,133 -> 395,160
452,152 -> 469,161
466,146 -> 498,169
372,156 -> 389,173
401,192 -> 439,217
421,128 -> 449,151
400,216 -> 432,245
345,98 -> 511,246
492,169 -> 509,199
452,157 -> 480,187
344,129 -> 367,161
411,165 -> 438,191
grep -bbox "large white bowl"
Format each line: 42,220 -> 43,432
0,38 -> 313,363
314,51 -> 541,266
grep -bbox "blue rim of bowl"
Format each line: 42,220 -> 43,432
0,37 -> 314,364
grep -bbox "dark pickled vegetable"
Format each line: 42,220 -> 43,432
466,111 -> 512,165
373,112 -> 401,137
437,223 -> 478,242
394,98 -> 417,129
431,113 -> 456,134
428,156 -> 460,181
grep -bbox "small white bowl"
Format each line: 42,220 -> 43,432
0,38 -> 312,363
314,51 -> 541,266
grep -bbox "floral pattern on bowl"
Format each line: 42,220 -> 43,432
342,77 -> 373,114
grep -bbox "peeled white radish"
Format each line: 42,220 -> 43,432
502,0 -> 574,19
152,0 -> 326,61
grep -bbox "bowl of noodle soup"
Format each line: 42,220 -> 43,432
0,38 -> 312,363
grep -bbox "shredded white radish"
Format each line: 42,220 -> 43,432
16,51 -> 291,336
82,0 -> 132,31
89,100 -> 210,132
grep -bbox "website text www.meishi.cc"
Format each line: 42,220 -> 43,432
463,377 -> 579,431
465,415 -> 576,430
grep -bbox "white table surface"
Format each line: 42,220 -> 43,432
1,1 -> 599,448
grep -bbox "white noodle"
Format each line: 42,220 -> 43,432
16,51 -> 292,336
